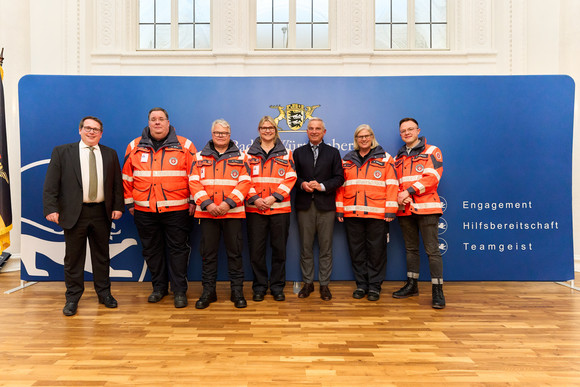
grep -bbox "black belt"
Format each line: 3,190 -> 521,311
83,202 -> 104,207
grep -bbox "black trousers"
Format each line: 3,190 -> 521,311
134,209 -> 192,294
63,203 -> 112,302
246,212 -> 290,294
344,217 -> 388,293
398,213 -> 443,279
199,218 -> 244,292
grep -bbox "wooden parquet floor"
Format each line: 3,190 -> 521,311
0,271 -> 579,386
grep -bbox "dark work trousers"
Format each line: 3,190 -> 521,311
199,218 -> 244,292
246,212 -> 291,294
398,213 -> 443,279
344,217 -> 388,293
63,203 -> 112,302
134,209 -> 192,294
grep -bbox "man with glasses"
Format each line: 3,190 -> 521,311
189,119 -> 251,309
392,117 -> 446,309
44,116 -> 124,316
122,107 -> 197,308
293,117 -> 344,301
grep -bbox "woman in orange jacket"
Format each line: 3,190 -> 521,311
245,116 -> 297,302
336,124 -> 398,301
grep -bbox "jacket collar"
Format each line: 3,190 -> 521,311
343,145 -> 386,167
201,140 -> 241,160
397,136 -> 426,158
138,126 -> 182,150
247,138 -> 287,160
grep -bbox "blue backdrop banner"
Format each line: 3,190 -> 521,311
19,75 -> 575,282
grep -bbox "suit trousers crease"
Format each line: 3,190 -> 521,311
246,212 -> 290,294
199,218 -> 244,292
134,209 -> 192,293
63,203 -> 112,302
297,202 -> 335,285
344,217 -> 388,293
398,213 -> 443,278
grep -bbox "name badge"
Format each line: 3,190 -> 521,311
201,168 -> 205,179
253,165 -> 260,176
140,153 -> 148,163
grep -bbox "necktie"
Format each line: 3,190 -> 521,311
312,145 -> 319,167
88,146 -> 97,201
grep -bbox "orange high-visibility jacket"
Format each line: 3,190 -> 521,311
245,139 -> 297,215
122,127 -> 196,213
189,141 -> 251,219
336,145 -> 399,220
395,137 -> 443,216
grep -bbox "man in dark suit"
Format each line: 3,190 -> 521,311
43,116 -> 124,316
293,117 -> 344,301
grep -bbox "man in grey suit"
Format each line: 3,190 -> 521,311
293,117 -> 344,301
43,116 -> 124,316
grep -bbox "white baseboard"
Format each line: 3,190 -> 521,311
0,253 -> 20,273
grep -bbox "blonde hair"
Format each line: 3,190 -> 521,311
353,124 -> 378,151
257,116 -> 280,141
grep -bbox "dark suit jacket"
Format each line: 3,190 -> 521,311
293,141 -> 344,211
43,142 -> 124,230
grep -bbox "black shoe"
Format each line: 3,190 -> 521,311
392,278 -> 419,299
320,285 -> 332,301
253,292 -> 265,302
148,290 -> 168,303
352,288 -> 367,299
298,283 -> 314,298
272,292 -> 285,301
63,301 -> 78,316
174,293 -> 188,308
432,284 -> 446,309
98,294 -> 118,308
367,291 -> 380,301
230,290 -> 247,308
195,290 -> 217,309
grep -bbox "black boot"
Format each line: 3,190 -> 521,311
392,278 -> 419,299
432,284 -> 446,309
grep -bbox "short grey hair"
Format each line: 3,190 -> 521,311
211,119 -> 231,133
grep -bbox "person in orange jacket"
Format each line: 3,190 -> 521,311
189,119 -> 251,309
336,124 -> 398,301
245,116 -> 297,302
392,117 -> 445,309
122,107 -> 196,309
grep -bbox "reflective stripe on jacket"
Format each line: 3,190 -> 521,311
189,141 -> 251,219
122,126 -> 196,213
245,138 -> 297,215
395,136 -> 443,216
336,146 -> 398,220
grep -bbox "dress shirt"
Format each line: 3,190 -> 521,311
79,140 -> 105,203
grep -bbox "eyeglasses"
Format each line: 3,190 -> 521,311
259,126 -> 276,132
399,127 -> 418,134
356,134 -> 372,140
213,131 -> 230,137
82,126 -> 102,133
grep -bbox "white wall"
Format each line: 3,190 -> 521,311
1,0 -> 578,271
